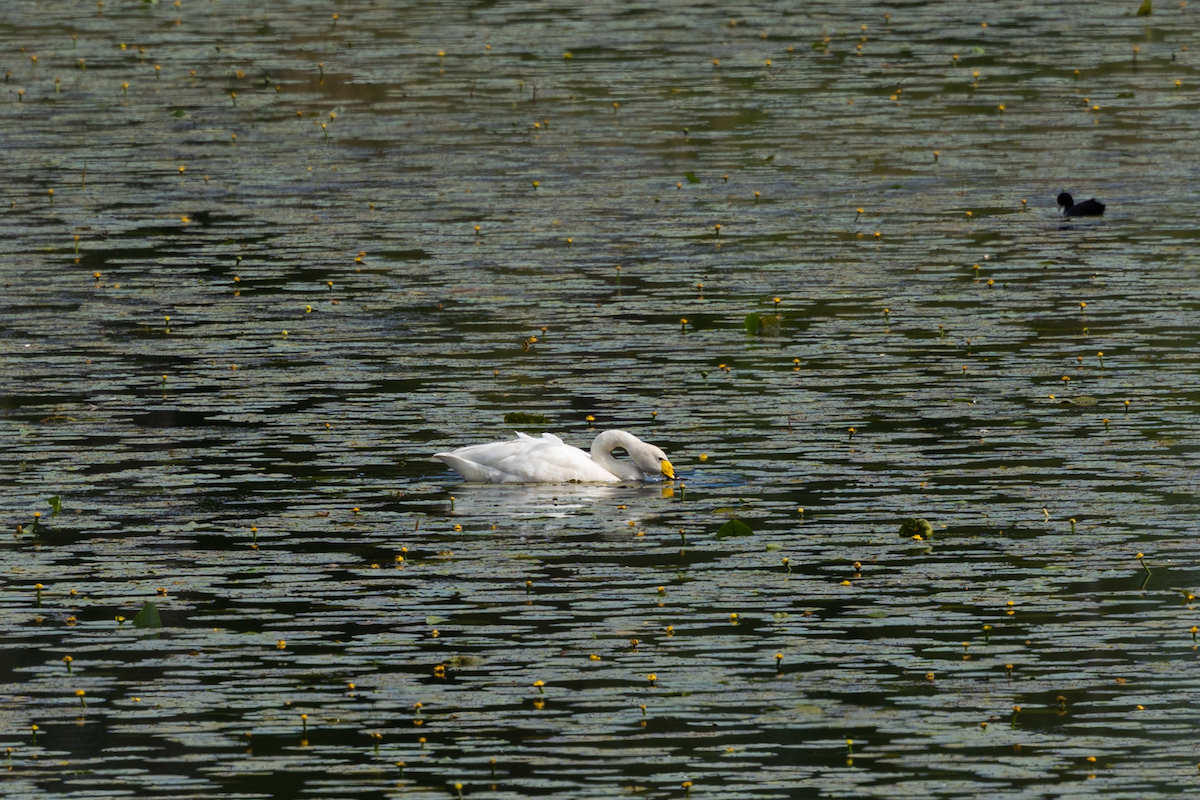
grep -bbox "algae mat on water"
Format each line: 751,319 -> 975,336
3,1 -> 1200,798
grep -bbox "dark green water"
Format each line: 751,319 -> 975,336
3,1 -> 1200,797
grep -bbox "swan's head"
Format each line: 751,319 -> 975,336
633,442 -> 674,480
595,430 -> 675,481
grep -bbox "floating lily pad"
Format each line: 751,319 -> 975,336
504,412 -> 549,424
716,519 -> 754,539
744,313 -> 781,336
899,518 -> 934,541
132,602 -> 162,629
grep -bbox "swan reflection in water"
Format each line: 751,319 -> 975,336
443,480 -> 676,522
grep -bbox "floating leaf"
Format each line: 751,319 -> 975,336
811,41 -> 828,51
685,171 -> 700,184
504,412 -> 548,424
169,109 -> 188,117
1137,0 -> 1152,15
47,495 -> 62,516
745,313 -> 781,336
898,518 -> 934,541
716,519 -> 754,539
132,602 -> 163,629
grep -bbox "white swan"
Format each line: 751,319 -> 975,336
434,430 -> 674,484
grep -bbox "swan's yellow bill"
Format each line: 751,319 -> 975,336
661,460 -> 675,479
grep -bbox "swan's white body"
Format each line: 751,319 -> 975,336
434,430 -> 674,484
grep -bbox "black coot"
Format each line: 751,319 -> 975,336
1057,192 -> 1105,217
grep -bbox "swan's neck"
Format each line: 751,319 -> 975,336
590,430 -> 646,481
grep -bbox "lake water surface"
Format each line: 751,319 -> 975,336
3,1 -> 1200,797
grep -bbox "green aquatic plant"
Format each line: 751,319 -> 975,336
132,602 -> 162,628
1137,0 -> 1152,15
744,313 -> 781,336
715,519 -> 753,539
503,412 -> 548,424
899,518 -> 933,541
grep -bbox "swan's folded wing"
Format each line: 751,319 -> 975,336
435,433 -> 619,483
434,437 -> 538,482
518,439 -> 618,482
441,438 -> 531,463
434,452 -> 514,483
